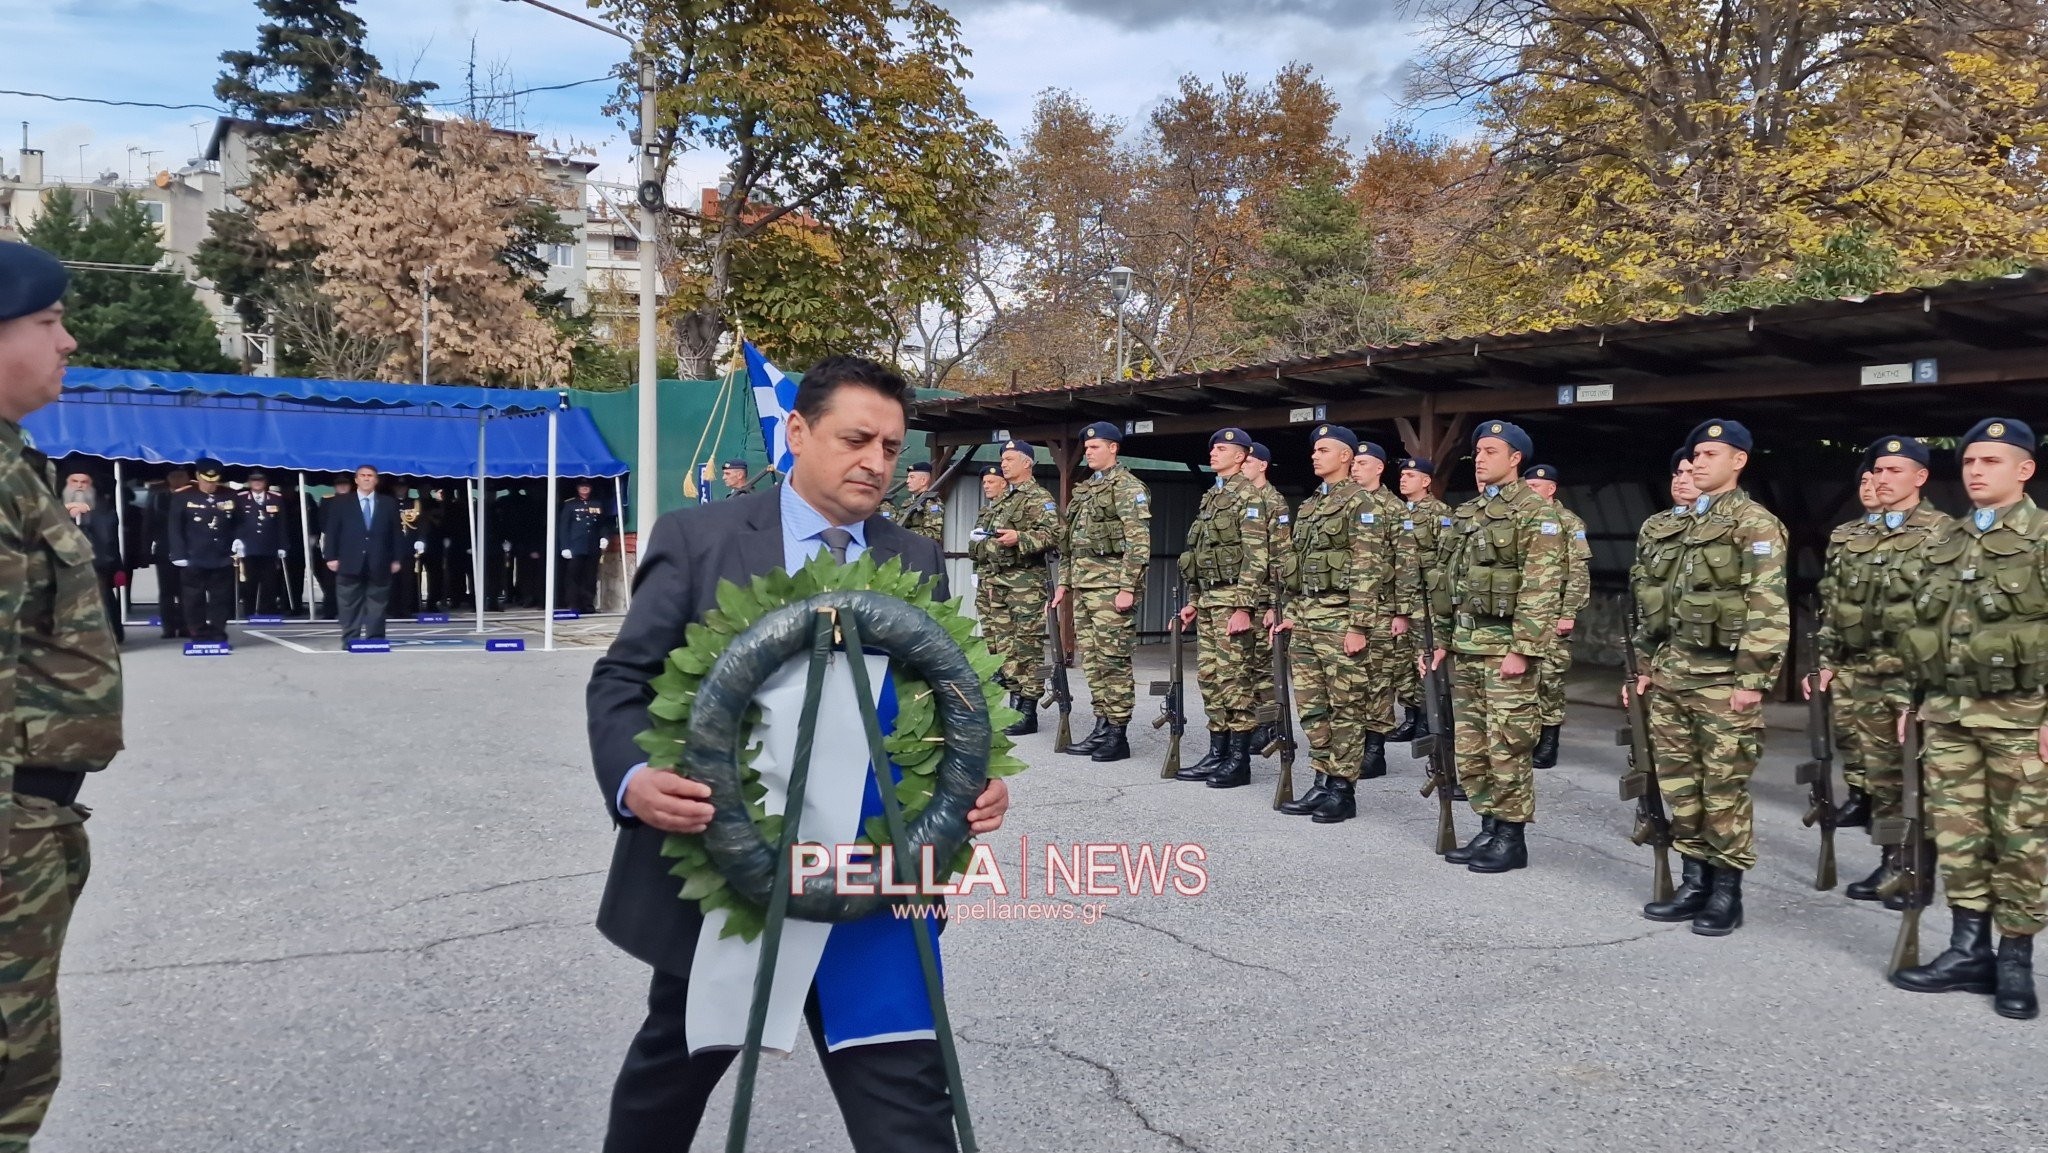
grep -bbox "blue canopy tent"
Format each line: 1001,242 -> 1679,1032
26,368 -> 631,650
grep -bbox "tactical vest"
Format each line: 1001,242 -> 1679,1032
1289,486 -> 1359,596
1451,498 -> 1527,619
1632,513 -> 1691,643
1068,477 -> 1125,556
1898,515 -> 2048,698
1184,481 -> 1251,590
1830,515 -> 1941,656
1662,513 -> 1750,653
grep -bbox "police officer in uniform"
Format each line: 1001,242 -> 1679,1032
1892,419 -> 2044,1019
1054,422 -> 1152,761
1430,420 -> 1566,873
558,481 -> 610,614
1242,442 -> 1291,751
1393,456 -> 1453,743
1347,440 -> 1417,779
168,459 -> 239,642
233,470 -> 288,616
1522,464 -> 1591,769
969,442 -> 1061,736
1174,428 -> 1274,789
895,461 -> 947,542
1632,420 -> 1790,935
390,478 -> 429,618
147,468 -> 193,637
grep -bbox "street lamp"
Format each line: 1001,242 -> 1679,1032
1105,265 -> 1133,380
501,0 -> 662,535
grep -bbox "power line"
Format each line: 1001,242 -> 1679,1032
425,75 -> 615,107
0,89 -> 221,113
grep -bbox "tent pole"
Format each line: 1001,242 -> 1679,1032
112,459 -> 130,624
298,471 -> 315,620
614,474 -> 631,611
475,413 -> 488,636
543,404 -> 559,653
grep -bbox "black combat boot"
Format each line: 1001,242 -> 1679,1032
1643,856 -> 1712,922
1883,840 -> 1937,911
1444,815 -> 1497,864
1248,722 -> 1276,756
1844,849 -> 1891,902
1995,935 -> 2039,1020
1690,867 -> 1744,935
1468,820 -> 1528,872
1449,782 -> 1467,802
1891,908 -> 1998,994
1532,724 -> 1561,770
1089,723 -> 1131,763
1359,732 -> 1388,780
1207,731 -> 1252,789
1310,775 -> 1357,824
1003,693 -> 1038,737
1063,716 -> 1110,756
1278,772 -> 1330,815
1175,731 -> 1228,780
1387,706 -> 1420,743
1833,786 -> 1872,829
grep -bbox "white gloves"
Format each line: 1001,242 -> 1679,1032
414,540 -> 426,555
501,541 -> 511,553
231,540 -> 246,558
277,549 -> 287,560
561,549 -> 573,559
598,538 -> 609,550
172,559 -> 189,567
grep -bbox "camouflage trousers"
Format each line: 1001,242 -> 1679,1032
1253,602 -> 1279,723
1831,665 -> 1863,789
1834,663 -> 1911,822
1072,587 -> 1139,723
1450,654 -> 1541,822
975,573 -> 1048,695
1922,721 -> 2048,938
1292,600 -> 1371,781
1354,620 -> 1403,736
1647,683 -> 1762,872
1394,623 -> 1424,710
0,802 -> 90,1149
1193,603 -> 1263,732
1536,631 -> 1573,728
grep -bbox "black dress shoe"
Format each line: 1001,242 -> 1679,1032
1088,724 -> 1131,763
1310,775 -> 1356,823
1996,934 -> 2039,1020
1176,731 -> 1228,780
1359,732 -> 1388,780
1532,724 -> 1560,769
1644,857 -> 1711,922
1468,820 -> 1527,872
1690,867 -> 1744,935
1833,786 -> 1873,829
1892,908 -> 1997,994
1445,816 -> 1496,863
1064,717 -> 1111,756
1278,772 -> 1330,815
1207,731 -> 1252,788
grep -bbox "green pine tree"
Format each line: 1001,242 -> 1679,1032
1231,173 -> 1407,359
25,190 -> 237,373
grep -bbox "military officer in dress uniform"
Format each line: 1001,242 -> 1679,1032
558,481 -> 610,614
1522,464 -> 1591,770
1346,440 -> 1416,779
1243,442 -> 1291,752
232,470 -> 288,617
389,478 -> 429,618
1175,428 -> 1275,789
168,459 -> 239,642
1394,456 -> 1453,743
1054,422 -> 1152,762
895,461 -> 947,542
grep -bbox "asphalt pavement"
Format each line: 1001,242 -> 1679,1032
36,631 -> 2048,1152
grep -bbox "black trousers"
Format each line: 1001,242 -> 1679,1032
605,969 -> 956,1153
179,566 -> 233,641
154,561 -> 186,636
390,560 -> 422,618
336,573 -> 392,639
237,556 -> 284,616
313,555 -> 338,620
563,554 -> 599,613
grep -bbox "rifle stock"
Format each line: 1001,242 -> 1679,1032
1149,581 -> 1188,779
1618,599 -> 1676,903
1794,618 -> 1839,891
1267,611 -> 1298,809
1874,709 -> 1930,975
1044,557 -> 1074,753
1413,579 -> 1458,855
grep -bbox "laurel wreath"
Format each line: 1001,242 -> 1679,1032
634,553 -> 1025,942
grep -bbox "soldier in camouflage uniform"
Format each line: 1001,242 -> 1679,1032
892,461 -> 947,542
1429,420 -> 1565,873
1522,464 -> 1591,770
1175,428 -> 1274,789
1055,422 -> 1151,762
1891,418 -> 2044,1019
1632,419 -> 1790,937
1811,439 -> 1948,905
968,441 -> 1063,738
1273,425 -> 1382,823
1347,442 -> 1417,779
0,242 -> 123,1144
1242,443 -> 1291,753
1393,457 -> 1452,744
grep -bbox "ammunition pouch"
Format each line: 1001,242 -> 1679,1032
1673,589 -> 1745,652
1455,565 -> 1521,620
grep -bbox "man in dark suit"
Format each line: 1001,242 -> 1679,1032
322,464 -> 403,640
586,357 -> 1012,1153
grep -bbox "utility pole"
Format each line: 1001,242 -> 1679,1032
420,264 -> 435,385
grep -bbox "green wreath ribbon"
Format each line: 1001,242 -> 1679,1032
634,553 -> 1026,941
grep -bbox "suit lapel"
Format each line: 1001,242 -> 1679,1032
866,518 -> 903,568
737,488 -> 784,578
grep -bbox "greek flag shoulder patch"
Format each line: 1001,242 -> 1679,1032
1573,529 -> 1586,540
1278,514 -> 1291,525
1540,521 -> 1560,535
1402,519 -> 1414,530
1245,506 -> 1260,519
1440,516 -> 1454,527
1043,501 -> 1057,512
1751,540 -> 1773,556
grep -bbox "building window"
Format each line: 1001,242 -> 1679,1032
536,242 -> 574,267
139,201 -> 165,225
612,235 -> 639,258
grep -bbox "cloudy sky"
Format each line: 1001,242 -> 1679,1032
3,0 -> 1441,196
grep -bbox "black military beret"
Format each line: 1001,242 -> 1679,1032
1000,439 -> 1034,457
1525,463 -> 1559,483
0,242 -> 69,323
1669,447 -> 1693,474
247,469 -> 268,481
1398,456 -> 1434,476
1686,418 -> 1753,452
980,463 -> 1003,477
1079,421 -> 1123,444
1962,418 -> 2035,456
194,458 -> 224,482
722,458 -> 748,471
907,461 -> 933,474
1248,442 -> 1271,463
1473,418 -> 1533,460
1310,423 -> 1358,452
1357,441 -> 1388,463
1863,435 -> 1930,468
1209,427 -> 1251,449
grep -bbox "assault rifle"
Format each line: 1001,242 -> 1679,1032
1149,579 -> 1189,779
1616,601 -> 1675,903
1263,604 -> 1299,810
1413,596 -> 1459,855
1044,555 -> 1074,753
1874,708 -> 1934,975
1794,617 -> 1839,891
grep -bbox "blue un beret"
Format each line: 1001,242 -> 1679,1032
0,242 -> 69,323
1209,427 -> 1251,449
1357,441 -> 1388,463
1863,435 -> 1930,469
1079,421 -> 1123,444
1670,447 -> 1693,474
1474,418 -> 1533,461
1686,419 -> 1753,452
722,458 -> 749,471
1248,442 -> 1271,463
1000,439 -> 1035,457
907,461 -> 933,474
1962,418 -> 2036,456
1310,423 -> 1358,452
1525,463 -> 1559,483
1398,456 -> 1434,477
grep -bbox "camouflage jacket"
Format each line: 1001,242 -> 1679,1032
1626,507 -> 1689,675
1556,503 -> 1591,620
1360,485 -> 1418,619
1249,480 -> 1291,602
1432,479 -> 1566,658
1816,502 -> 1949,675
1060,464 -> 1150,591
968,480 -> 1061,589
1898,497 -> 2048,728
1282,479 -> 1383,633
1637,488 -> 1790,693
890,490 -> 947,542
0,421 -> 122,829
1405,495 -> 1455,619
1181,474 -> 1273,611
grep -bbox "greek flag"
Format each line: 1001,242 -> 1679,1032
696,463 -> 713,505
745,340 -> 798,474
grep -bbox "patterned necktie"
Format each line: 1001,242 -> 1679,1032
361,496 -> 372,524
821,527 -> 853,564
